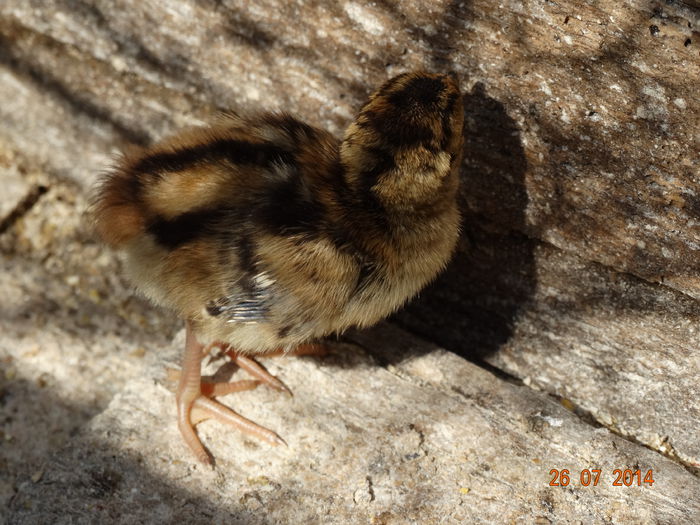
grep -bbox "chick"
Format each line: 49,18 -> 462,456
93,72 -> 464,464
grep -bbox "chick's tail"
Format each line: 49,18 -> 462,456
91,159 -> 148,247
92,136 -> 237,248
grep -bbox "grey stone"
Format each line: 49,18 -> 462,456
0,0 -> 699,522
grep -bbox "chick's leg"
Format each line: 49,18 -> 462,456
176,322 -> 285,465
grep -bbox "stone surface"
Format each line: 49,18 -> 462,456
397,219 -> 700,469
0,0 -> 699,522
6,325 -> 700,524
0,164 -> 179,516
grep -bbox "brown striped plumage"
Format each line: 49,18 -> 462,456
92,72 -> 464,464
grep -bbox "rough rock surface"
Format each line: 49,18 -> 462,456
7,325 -> 700,524
0,0 -> 699,522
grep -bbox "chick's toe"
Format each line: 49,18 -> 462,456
177,322 -> 285,466
218,345 -> 292,396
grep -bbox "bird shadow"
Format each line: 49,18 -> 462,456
386,82 -> 535,368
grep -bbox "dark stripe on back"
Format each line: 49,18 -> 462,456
250,158 -> 326,236
147,208 -> 227,249
133,139 -> 293,175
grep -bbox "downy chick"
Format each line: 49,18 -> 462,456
93,72 -> 464,465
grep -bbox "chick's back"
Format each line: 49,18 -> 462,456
94,113 -> 363,348
93,72 -> 464,353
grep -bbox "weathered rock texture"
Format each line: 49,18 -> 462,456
0,0 -> 698,523
6,325 -> 700,524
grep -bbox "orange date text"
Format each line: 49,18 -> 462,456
548,468 -> 654,487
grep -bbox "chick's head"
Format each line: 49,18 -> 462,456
341,72 -> 464,211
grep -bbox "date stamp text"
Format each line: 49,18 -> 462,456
549,469 -> 655,487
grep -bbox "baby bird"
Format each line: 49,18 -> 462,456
93,72 -> 464,465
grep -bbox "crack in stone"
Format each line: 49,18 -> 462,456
544,391 -> 700,478
0,183 -> 48,235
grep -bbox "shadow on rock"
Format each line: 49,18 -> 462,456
391,82 -> 536,364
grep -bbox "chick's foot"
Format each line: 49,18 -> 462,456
177,323 -> 285,465
213,345 -> 292,395
200,378 -> 260,397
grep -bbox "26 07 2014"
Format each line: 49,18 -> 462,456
549,468 -> 655,487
